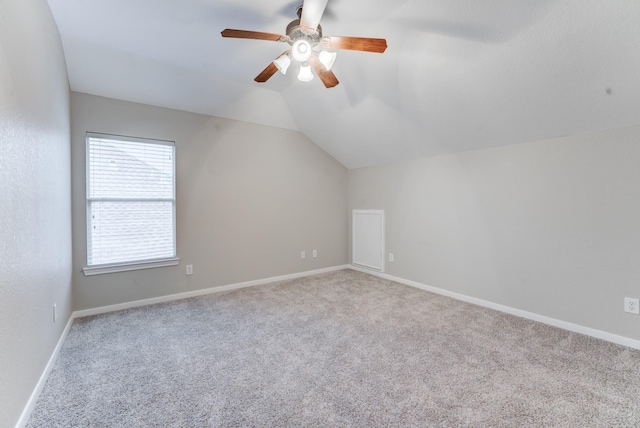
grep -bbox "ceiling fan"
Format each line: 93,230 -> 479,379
221,0 -> 387,88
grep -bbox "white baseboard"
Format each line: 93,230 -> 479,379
15,315 -> 74,428
74,265 -> 351,318
349,265 -> 640,351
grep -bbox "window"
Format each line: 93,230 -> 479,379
83,133 -> 178,276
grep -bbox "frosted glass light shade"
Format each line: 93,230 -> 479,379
298,63 -> 314,82
292,39 -> 312,62
318,51 -> 337,70
274,53 -> 291,75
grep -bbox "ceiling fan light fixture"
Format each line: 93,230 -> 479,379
221,1 -> 387,88
292,39 -> 312,62
274,52 -> 291,75
298,63 -> 314,82
318,50 -> 337,70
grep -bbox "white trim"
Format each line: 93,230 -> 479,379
349,265 -> 640,351
352,261 -> 384,272
82,257 -> 180,276
15,315 -> 74,428
75,265 -> 350,318
86,131 -> 174,146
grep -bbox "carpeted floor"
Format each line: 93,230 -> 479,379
27,269 -> 640,427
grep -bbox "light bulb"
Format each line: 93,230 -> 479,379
292,39 -> 312,62
298,63 -> 314,82
273,53 -> 291,75
318,51 -> 337,70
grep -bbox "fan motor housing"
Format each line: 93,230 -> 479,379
286,19 -> 322,45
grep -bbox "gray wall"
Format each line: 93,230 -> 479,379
349,125 -> 640,341
0,1 -> 72,426
71,93 -> 348,310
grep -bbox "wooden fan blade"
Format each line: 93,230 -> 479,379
323,36 -> 388,53
221,29 -> 288,42
310,56 -> 339,88
300,0 -> 328,34
254,62 -> 279,83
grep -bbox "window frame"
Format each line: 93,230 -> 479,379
82,132 -> 179,276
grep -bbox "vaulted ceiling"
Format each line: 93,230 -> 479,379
47,0 -> 640,168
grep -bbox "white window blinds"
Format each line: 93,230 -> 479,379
86,134 -> 176,268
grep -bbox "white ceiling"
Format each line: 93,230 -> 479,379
47,0 -> 640,169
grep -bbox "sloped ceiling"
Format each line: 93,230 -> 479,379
47,0 -> 640,169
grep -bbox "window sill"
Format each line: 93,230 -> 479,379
83,257 -> 180,276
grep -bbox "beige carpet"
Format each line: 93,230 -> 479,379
27,269 -> 640,426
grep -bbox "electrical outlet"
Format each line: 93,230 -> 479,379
624,297 -> 639,314
53,303 -> 57,322
186,264 -> 193,275
388,253 -> 394,262
301,251 -> 306,259
312,250 -> 317,258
